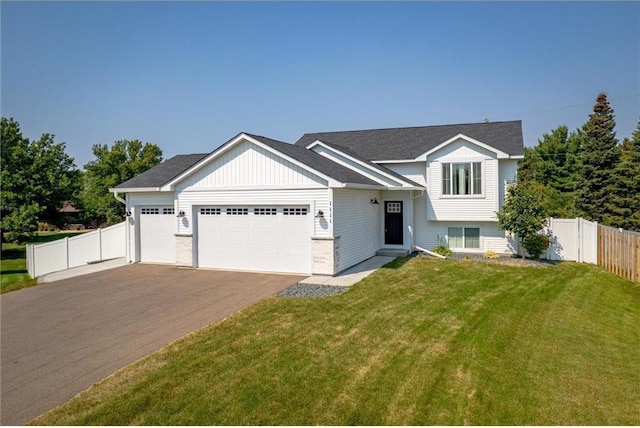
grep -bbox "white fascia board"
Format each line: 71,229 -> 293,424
308,140 -> 417,188
372,159 -> 417,164
108,187 -> 161,193
161,133 -> 339,191
333,183 -> 387,190
510,155 -> 525,159
415,134 -> 510,161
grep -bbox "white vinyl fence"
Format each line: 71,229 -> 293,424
545,217 -> 598,264
26,222 -> 126,278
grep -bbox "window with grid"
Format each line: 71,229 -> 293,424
140,208 -> 160,215
226,208 -> 248,215
254,208 -> 277,215
447,227 -> 480,249
283,207 -> 308,216
163,208 -> 175,215
200,208 -> 221,215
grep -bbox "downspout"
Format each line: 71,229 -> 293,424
113,191 -> 131,263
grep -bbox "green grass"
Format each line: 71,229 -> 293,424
30,258 -> 640,425
1,232 -> 86,293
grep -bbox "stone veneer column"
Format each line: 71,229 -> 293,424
311,236 -> 340,275
174,234 -> 193,267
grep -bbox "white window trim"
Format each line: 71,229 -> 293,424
440,161 -> 485,198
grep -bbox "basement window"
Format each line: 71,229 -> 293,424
448,227 -> 480,249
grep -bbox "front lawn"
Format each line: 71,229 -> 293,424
1,232 -> 86,293
30,258 -> 640,425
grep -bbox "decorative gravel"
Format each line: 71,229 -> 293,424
446,252 -> 555,267
276,283 -> 350,298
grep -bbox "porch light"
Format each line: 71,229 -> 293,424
315,210 -> 324,218
370,198 -> 380,205
124,211 -> 132,217
177,210 -> 185,217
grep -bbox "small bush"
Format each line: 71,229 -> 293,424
431,245 -> 453,257
523,234 -> 551,259
484,250 -> 499,259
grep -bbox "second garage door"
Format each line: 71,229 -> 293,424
139,206 -> 176,263
197,206 -> 311,274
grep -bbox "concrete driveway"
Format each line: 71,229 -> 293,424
0,264 -> 303,425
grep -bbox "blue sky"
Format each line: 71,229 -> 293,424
2,1 -> 639,168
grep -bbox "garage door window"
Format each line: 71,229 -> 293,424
200,208 -> 221,215
254,208 -> 277,215
141,208 -> 160,215
163,208 -> 175,215
283,208 -> 308,216
227,208 -> 249,215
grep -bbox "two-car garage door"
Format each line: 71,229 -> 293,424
197,206 -> 311,274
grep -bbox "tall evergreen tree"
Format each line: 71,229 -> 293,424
609,119 -> 640,231
575,93 -> 620,224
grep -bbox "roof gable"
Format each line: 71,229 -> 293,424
295,120 -> 524,161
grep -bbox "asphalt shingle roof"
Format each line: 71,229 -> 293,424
295,120 -> 524,160
113,153 -> 209,189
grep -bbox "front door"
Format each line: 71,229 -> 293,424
384,201 -> 403,245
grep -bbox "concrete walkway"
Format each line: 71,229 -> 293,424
38,257 -> 129,282
298,256 -> 396,286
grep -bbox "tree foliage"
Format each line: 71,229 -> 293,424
608,119 -> 640,231
575,92 -> 620,224
1,118 -> 80,241
497,181 -> 549,257
81,140 -> 163,224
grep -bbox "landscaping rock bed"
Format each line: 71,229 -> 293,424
446,252 -> 554,267
276,284 -> 349,298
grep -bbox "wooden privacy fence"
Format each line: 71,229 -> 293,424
598,225 -> 640,283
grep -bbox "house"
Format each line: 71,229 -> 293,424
111,121 -> 524,276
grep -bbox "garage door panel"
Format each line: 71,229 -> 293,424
197,206 -> 310,274
139,207 -> 175,263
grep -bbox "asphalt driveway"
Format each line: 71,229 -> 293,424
0,264 -> 304,425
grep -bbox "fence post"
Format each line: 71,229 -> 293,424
65,237 -> 70,270
99,228 -> 103,262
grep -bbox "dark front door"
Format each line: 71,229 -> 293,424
384,201 -> 403,245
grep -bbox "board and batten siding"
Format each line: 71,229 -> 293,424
380,162 -> 427,187
127,192 -> 176,262
426,139 -> 499,221
332,189 -> 382,272
177,188 -> 331,238
176,140 -> 328,191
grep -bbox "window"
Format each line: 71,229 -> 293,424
140,208 -> 160,215
283,207 -> 308,216
386,202 -> 402,213
200,208 -> 221,215
254,208 -> 277,216
227,208 -> 248,215
447,227 -> 480,249
163,208 -> 175,215
442,162 -> 482,195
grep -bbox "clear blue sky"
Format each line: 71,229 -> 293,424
2,1 -> 639,168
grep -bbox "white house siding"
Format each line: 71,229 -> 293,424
177,140 -> 328,190
414,193 -> 515,253
426,139 -> 499,221
498,159 -> 519,207
332,189 -> 382,272
379,162 -> 427,187
127,192 -> 175,262
311,145 -> 404,186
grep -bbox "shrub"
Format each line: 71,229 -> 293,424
432,245 -> 453,257
522,234 -> 551,259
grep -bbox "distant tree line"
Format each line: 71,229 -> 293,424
499,92 -> 640,257
1,117 -> 162,241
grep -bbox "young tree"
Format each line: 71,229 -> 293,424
576,92 -> 620,224
497,181 -> 550,258
81,140 -> 163,225
608,119 -> 640,231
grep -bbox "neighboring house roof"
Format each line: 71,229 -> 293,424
295,120 -> 524,160
113,154 -> 209,190
58,201 -> 81,213
242,133 -> 382,187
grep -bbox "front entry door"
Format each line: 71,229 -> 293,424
384,201 -> 403,245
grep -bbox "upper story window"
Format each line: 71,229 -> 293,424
442,162 -> 482,195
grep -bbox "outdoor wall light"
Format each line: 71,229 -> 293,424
124,211 -> 132,217
177,210 -> 185,217
370,198 -> 380,205
315,210 -> 324,218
